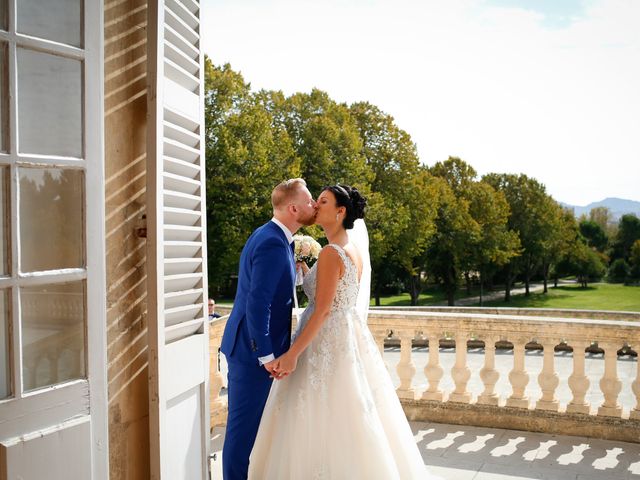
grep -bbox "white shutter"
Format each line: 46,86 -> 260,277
146,0 -> 210,478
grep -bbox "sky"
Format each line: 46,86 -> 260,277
202,0 -> 640,206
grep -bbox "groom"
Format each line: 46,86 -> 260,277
220,178 -> 317,480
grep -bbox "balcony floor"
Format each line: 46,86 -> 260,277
210,421 -> 640,479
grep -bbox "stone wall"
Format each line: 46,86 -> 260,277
104,1 -> 150,478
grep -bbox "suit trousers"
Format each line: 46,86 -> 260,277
222,358 -> 273,480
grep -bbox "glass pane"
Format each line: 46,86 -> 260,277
21,281 -> 85,391
17,0 -> 82,48
0,290 -> 9,399
0,42 -> 7,153
0,0 -> 6,32
0,167 -> 7,275
17,48 -> 82,157
19,168 -> 84,272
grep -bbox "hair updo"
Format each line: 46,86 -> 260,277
322,184 -> 366,230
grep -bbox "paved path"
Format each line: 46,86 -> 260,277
210,422 -> 640,479
437,283 -> 546,306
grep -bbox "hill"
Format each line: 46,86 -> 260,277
560,197 -> 640,221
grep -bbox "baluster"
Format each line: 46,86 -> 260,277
422,331 -> 443,401
209,326 -> 226,427
631,344 -> 640,420
597,341 -> 622,417
449,331 -> 471,403
506,336 -> 530,408
536,337 -> 560,411
478,335 -> 499,405
372,328 -> 389,370
567,339 -> 591,414
396,330 -> 416,400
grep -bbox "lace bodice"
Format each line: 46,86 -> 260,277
302,244 -> 360,312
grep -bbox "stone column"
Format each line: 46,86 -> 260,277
506,336 -> 530,408
422,331 -> 444,401
631,347 -> 640,420
536,337 -> 560,411
396,329 -> 416,400
598,341 -> 622,417
372,328 -> 389,370
567,339 -> 591,414
449,330 -> 471,403
478,335 -> 500,406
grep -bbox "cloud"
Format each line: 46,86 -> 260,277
202,0 -> 640,205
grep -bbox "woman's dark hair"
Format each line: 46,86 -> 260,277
322,184 -> 366,230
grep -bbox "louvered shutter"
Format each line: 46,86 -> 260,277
146,0 -> 210,478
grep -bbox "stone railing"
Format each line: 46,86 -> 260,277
209,308 -> 640,442
209,314 -> 230,427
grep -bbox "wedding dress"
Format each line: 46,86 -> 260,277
248,243 -> 440,479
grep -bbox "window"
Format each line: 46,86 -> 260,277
0,0 -> 88,400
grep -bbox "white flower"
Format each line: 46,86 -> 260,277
293,235 -> 322,263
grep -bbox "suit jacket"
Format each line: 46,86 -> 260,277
220,221 -> 295,364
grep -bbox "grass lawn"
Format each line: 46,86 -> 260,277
370,285 -> 486,307
482,283 -> 640,312
371,283 -> 640,312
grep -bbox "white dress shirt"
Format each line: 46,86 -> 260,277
258,218 -> 295,366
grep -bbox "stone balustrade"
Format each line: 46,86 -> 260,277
209,308 -> 640,442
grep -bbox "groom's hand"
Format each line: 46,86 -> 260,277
263,359 -> 285,379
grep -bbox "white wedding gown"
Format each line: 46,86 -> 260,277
249,244 -> 441,479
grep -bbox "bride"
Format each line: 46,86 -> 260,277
248,185 -> 441,479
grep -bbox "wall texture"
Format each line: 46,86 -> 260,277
104,1 -> 150,478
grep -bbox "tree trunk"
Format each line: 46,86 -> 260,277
375,285 -> 381,307
543,261 -> 549,294
464,272 -> 472,295
524,257 -> 531,296
554,275 -> 558,288
505,263 -> 512,302
409,274 -> 420,306
479,270 -> 484,306
447,265 -> 456,306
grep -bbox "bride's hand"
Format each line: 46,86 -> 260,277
274,351 -> 299,378
296,261 -> 310,275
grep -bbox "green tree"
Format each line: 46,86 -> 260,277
465,181 -> 521,304
349,102 -> 438,305
608,258 -> 630,283
426,158 -> 481,306
205,59 -> 300,294
629,239 -> 640,280
611,214 -> 640,262
483,173 -> 555,300
579,219 -> 609,252
556,242 -> 606,287
281,89 -> 372,196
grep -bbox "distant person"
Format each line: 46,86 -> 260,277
208,298 -> 221,320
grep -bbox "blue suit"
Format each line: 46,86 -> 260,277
220,221 -> 295,480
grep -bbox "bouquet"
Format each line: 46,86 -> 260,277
293,234 -> 321,264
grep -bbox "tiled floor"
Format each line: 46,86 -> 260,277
210,422 -> 640,479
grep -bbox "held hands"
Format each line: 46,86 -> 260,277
267,351 -> 299,380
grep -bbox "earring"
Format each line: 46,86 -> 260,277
336,213 -> 340,221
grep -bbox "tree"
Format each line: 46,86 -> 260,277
426,159 -> 481,306
556,242 -> 606,287
579,219 -> 609,252
629,239 -> 640,280
483,173 -> 555,300
608,258 -> 630,283
349,102 -> 438,305
465,182 -> 520,304
611,214 -> 640,262
281,89 -> 372,196
205,59 -> 301,294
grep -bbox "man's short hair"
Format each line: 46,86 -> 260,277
271,178 -> 306,210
